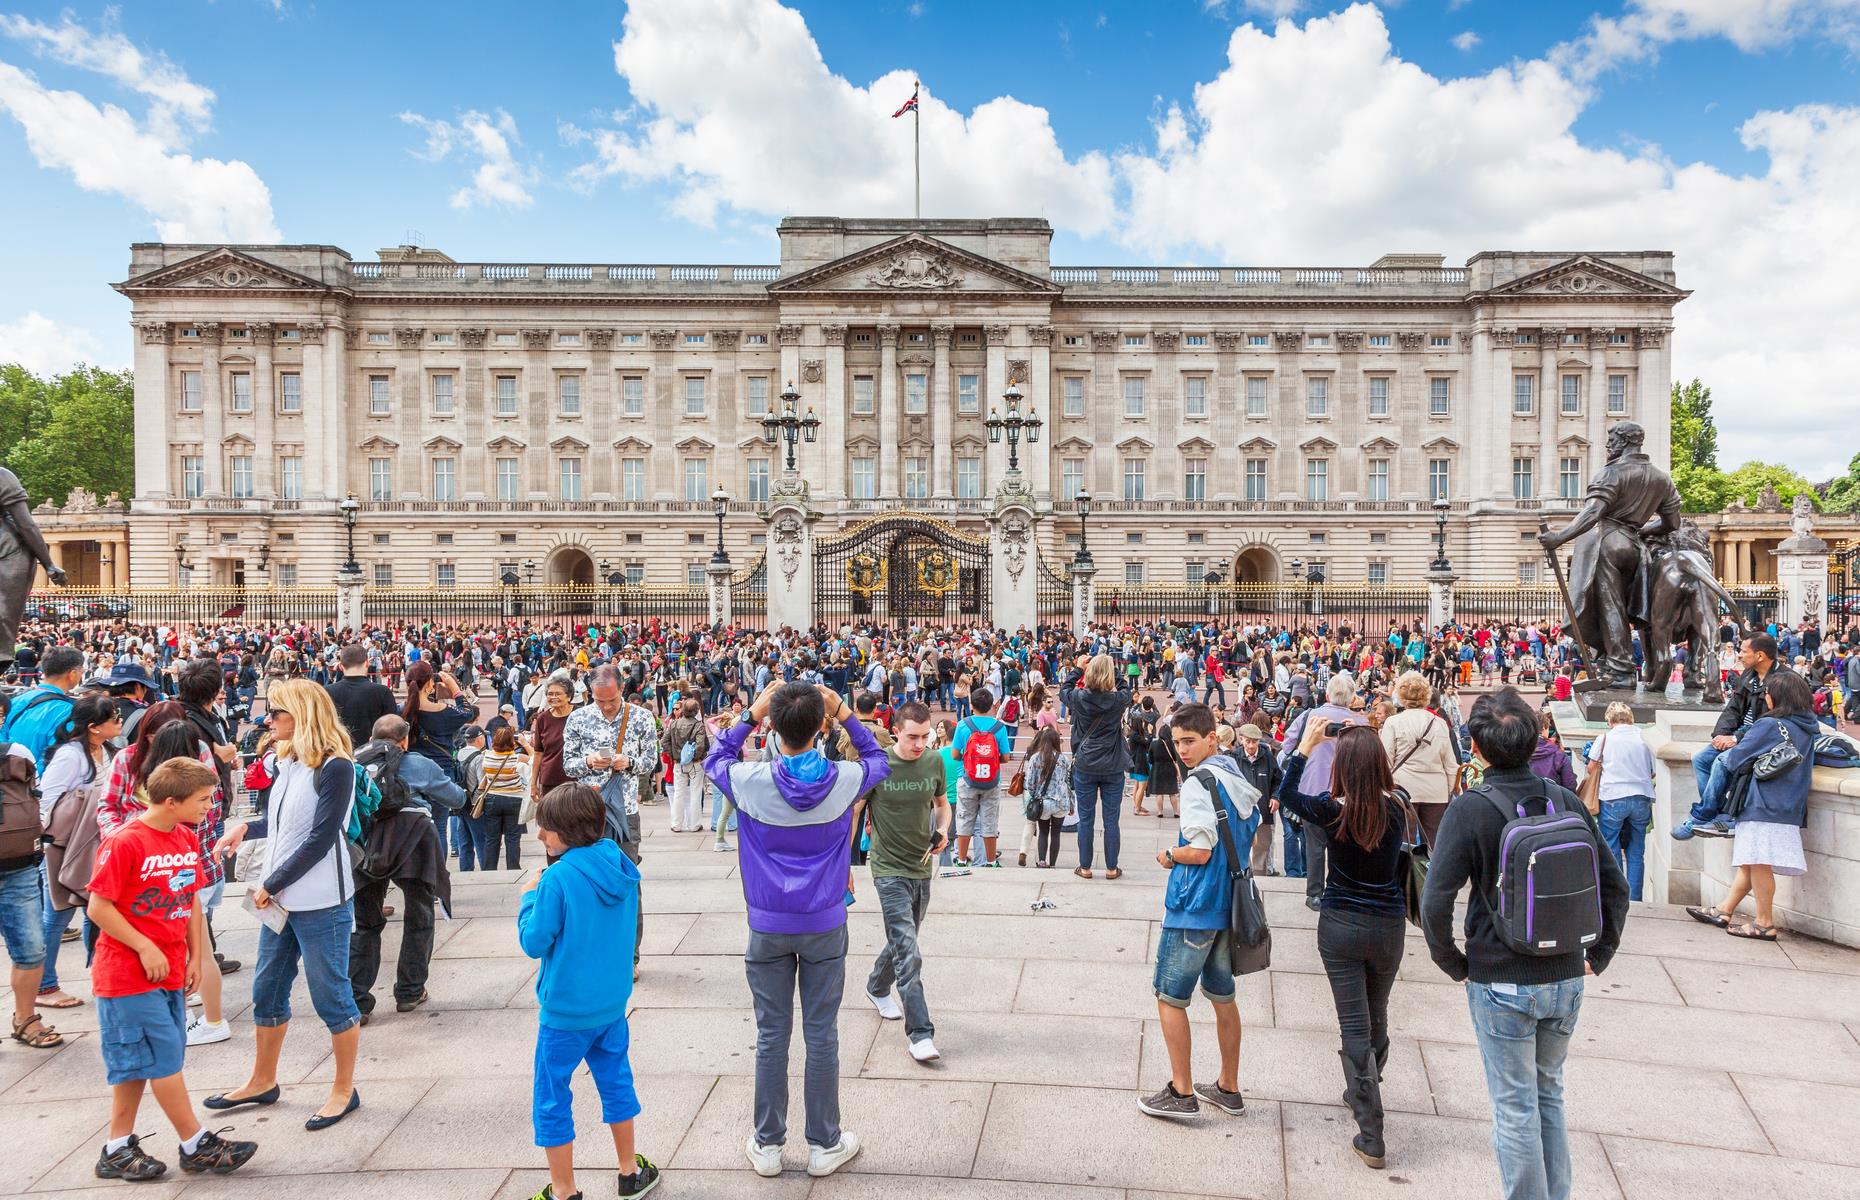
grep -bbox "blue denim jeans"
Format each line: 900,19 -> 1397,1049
252,899 -> 361,1033
867,875 -> 933,1042
1690,744 -> 1728,823
1072,772 -> 1124,871
1466,977 -> 1584,1200
0,864 -> 46,969
1599,796 -> 1653,901
38,859 -> 85,991
1152,925 -> 1235,1007
1282,818 -> 1307,878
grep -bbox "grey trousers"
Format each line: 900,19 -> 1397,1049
867,875 -> 933,1042
745,924 -> 847,1149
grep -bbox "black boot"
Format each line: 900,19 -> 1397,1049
1372,1038 -> 1389,1083
1339,1048 -> 1386,1169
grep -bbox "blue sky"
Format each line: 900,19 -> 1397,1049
2,0 -> 1857,476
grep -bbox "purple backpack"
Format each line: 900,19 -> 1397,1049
1486,780 -> 1605,956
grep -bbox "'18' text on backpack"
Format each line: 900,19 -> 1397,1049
959,717 -> 1004,790
1484,780 -> 1606,956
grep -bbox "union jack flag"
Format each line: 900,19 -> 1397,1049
892,88 -> 918,118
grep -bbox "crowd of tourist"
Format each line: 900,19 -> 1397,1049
0,603 -> 1851,1198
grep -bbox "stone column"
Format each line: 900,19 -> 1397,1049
588,328 -> 616,497
707,558 -> 734,627
1152,331 -> 1181,498
523,328 -> 552,500
1774,500 -> 1830,630
134,322 -> 173,498
651,328 -> 680,499
877,324 -> 901,498
1636,326 -> 1671,469
1212,331 -> 1241,500
1028,325 -> 1054,501
199,323 -> 225,495
252,323 -> 277,496
1586,329 -> 1610,484
1276,332 -> 1305,497
985,323 -> 1010,495
1470,327 -> 1506,505
989,486 -> 1039,633
1427,567 -> 1458,631
821,324 -> 848,500
763,475 -> 816,633
1091,330 -> 1119,493
1538,328 -> 1563,502
336,565 -> 366,633
932,325 -> 955,498
1070,557 -> 1098,635
303,324 -> 341,499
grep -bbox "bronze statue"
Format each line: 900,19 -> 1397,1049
1537,422 -> 1681,688
1642,519 -> 1739,702
0,467 -> 68,671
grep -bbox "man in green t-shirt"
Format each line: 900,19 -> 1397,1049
853,701 -> 950,1063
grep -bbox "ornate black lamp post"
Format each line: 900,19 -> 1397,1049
1430,497 -> 1452,572
338,492 -> 361,574
1074,489 -> 1093,566
711,487 -> 731,565
524,559 -> 537,586
985,383 -> 1043,473
761,381 -> 820,474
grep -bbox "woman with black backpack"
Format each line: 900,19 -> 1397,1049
1277,721 -> 1411,1172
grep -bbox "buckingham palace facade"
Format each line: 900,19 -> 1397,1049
115,216 -> 1685,593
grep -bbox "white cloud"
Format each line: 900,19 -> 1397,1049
1114,3 -> 1860,476
574,0 -> 1115,233
0,312 -> 109,377
1451,30 -> 1481,51
400,108 -> 537,209
1559,0 -> 1860,81
0,15 -> 276,241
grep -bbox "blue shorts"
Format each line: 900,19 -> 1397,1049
97,989 -> 187,1084
0,864 -> 46,969
532,1014 -> 639,1147
1153,926 -> 1235,1009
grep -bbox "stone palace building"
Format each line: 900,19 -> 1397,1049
114,217 -> 1685,593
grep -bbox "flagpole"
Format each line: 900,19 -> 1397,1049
913,79 -> 921,220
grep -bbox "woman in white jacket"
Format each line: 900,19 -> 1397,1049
208,678 -> 364,1131
1378,672 -> 1459,848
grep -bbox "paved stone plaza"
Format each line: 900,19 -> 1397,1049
6,819 -> 1860,1200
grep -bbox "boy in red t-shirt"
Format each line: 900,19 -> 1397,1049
86,758 -> 259,1182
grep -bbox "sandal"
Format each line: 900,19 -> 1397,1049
1105,868 -> 1123,880
1725,921 -> 1779,941
1685,905 -> 1731,928
34,989 -> 84,1009
11,1013 -> 63,1049
1074,867 -> 1093,879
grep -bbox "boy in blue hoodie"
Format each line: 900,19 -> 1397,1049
518,783 -> 659,1200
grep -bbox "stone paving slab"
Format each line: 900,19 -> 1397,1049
1660,955 -> 1860,1023
1011,955 -> 1275,1026
1729,1073 -> 1860,1167
861,1010 -> 1141,1089
1602,1133 -> 1860,1199
1136,1021 -> 1439,1116
176,1169 -> 511,1200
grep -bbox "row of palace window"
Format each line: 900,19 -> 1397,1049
1059,372 -> 1633,420
1064,453 -> 1589,503
357,560 -> 728,590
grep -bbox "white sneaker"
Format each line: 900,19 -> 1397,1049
713,841 -> 732,853
185,1014 -> 231,1046
909,1038 -> 940,1063
806,1130 -> 861,1177
186,991 -> 203,1008
745,1136 -> 783,1178
867,989 -> 903,1020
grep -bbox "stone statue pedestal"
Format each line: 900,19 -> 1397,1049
706,559 -> 734,627
1774,496 -> 1829,630
762,473 -> 817,633
989,474 -> 1039,634
335,566 -> 365,632
1070,558 -> 1097,634
1572,686 -> 1722,726
1426,568 -> 1457,630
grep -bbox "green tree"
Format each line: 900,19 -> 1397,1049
1821,451 -> 1860,513
1721,460 -> 1818,509
1668,378 -> 1729,512
0,364 -> 134,506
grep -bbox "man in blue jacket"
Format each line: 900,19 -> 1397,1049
2,645 -> 83,769
706,681 -> 889,1181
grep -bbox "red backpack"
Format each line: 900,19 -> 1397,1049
960,718 -> 1004,790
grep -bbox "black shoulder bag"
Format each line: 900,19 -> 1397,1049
1197,768 -> 1272,976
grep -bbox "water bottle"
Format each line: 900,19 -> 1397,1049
1664,665 -> 1685,704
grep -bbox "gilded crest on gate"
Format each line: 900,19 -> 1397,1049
846,550 -> 885,594
916,549 -> 957,594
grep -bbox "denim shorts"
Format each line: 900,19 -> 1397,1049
0,864 -> 47,969
97,989 -> 187,1084
1153,925 -> 1235,1008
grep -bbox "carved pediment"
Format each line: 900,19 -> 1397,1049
846,434 -> 881,452
550,435 -> 590,452
767,232 -> 1061,297
1557,356 -> 1590,370
1238,436 -> 1278,453
357,435 -> 399,452
674,435 -> 716,452
1115,435 -> 1155,453
1558,435 -> 1591,449
485,435 -> 527,452
1054,435 -> 1094,453
1177,435 -> 1216,453
611,436 -> 653,452
1300,436 -> 1339,452
116,248 -> 330,294
424,435 -> 462,452
1422,436 -> 1460,452
1359,436 -> 1400,453
222,433 -> 255,449
952,434 -> 987,452
1482,255 -> 1687,301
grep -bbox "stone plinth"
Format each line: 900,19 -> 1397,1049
335,566 -> 365,632
989,482 -> 1038,634
705,560 -> 733,627
1070,558 -> 1097,634
1426,568 -> 1457,630
761,475 -> 816,633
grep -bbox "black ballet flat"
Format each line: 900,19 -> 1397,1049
203,1084 -> 280,1110
304,1089 -> 360,1131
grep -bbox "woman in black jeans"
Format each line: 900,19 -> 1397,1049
1277,720 -> 1409,1172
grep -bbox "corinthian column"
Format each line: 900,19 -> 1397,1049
878,323 -> 901,498
932,325 -> 954,497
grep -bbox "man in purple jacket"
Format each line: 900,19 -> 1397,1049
706,680 -> 890,1180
